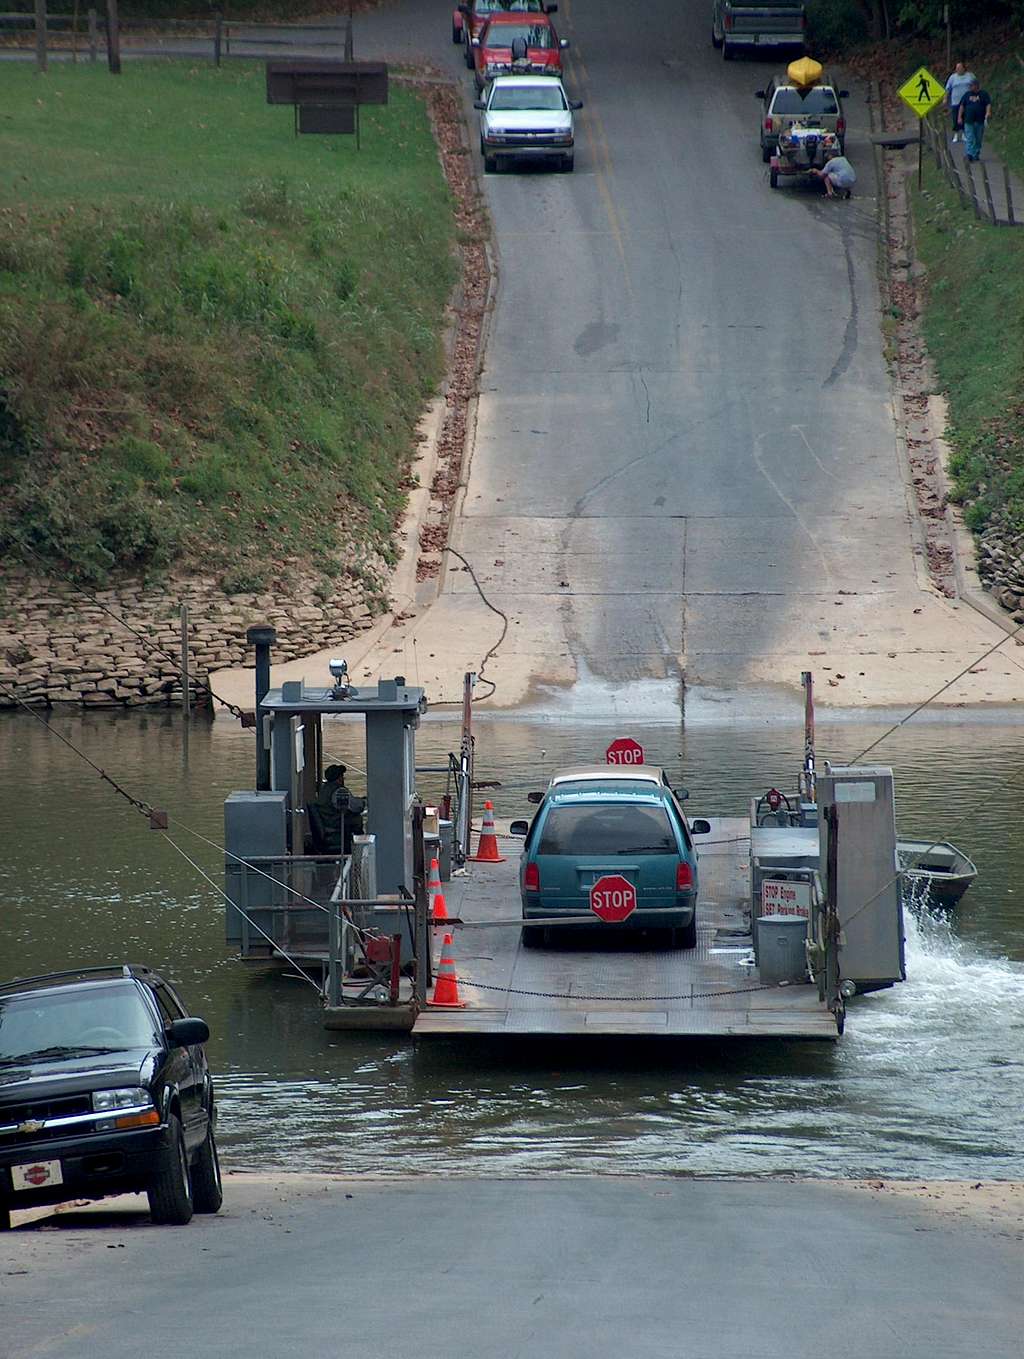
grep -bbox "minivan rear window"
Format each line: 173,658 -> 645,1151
771,88 -> 839,116
538,804 -> 678,856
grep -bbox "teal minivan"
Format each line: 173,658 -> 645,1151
512,767 -> 711,949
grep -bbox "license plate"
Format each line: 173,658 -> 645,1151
11,1159 -> 63,1191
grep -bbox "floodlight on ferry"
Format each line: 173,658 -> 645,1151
328,657 -> 351,700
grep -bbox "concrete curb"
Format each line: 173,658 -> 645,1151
868,77 -> 939,599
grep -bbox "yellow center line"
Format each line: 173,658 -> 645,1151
563,0 -> 632,295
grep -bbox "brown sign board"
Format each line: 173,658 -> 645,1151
298,103 -> 357,135
266,60 -> 389,107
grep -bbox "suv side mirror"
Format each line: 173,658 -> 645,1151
690,819 -> 712,836
755,89 -> 766,99
510,819 -> 530,837
673,786 -> 690,801
167,1017 -> 210,1048
527,791 -> 543,804
569,98 -> 583,110
560,38 -> 570,48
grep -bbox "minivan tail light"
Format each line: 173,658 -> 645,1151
524,862 -> 540,892
676,862 -> 693,891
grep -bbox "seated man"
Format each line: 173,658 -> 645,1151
811,154 -> 856,199
315,764 -> 366,855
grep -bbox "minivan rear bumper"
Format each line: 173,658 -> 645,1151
523,892 -> 696,929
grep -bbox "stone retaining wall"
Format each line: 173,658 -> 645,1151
0,566 -> 385,709
977,524 -> 1024,623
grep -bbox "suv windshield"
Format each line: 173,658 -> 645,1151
490,85 -> 566,111
0,983 -> 161,1062
486,23 -> 555,47
539,803 -> 678,856
771,88 -> 839,116
478,0 -> 544,12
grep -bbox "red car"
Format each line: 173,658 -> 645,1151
452,0 -> 554,67
472,11 -> 568,90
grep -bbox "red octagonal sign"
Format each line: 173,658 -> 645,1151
605,737 -> 645,766
590,873 -> 637,923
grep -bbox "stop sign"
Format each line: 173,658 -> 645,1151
590,873 -> 637,923
605,737 -> 645,766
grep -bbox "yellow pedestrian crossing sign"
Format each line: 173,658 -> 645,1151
898,66 -> 944,118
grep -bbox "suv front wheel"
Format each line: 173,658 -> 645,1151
191,1119 -> 223,1214
148,1114 -> 194,1225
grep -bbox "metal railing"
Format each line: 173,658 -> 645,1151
0,11 -> 352,65
226,853 -> 348,959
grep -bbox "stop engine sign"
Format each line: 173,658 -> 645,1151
605,737 -> 645,766
590,873 -> 637,923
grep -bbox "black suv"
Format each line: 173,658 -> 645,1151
0,966 -> 220,1228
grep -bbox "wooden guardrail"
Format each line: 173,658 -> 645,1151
921,111 -> 1021,227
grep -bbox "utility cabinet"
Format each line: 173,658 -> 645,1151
818,765 -> 905,991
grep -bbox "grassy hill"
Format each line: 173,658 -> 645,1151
0,62 -> 456,590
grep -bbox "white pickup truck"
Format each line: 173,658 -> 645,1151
711,2 -> 806,60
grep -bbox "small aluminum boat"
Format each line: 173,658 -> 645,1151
897,839 -> 978,907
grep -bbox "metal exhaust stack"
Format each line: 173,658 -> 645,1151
247,624 -> 277,791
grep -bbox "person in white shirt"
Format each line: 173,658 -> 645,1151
944,62 -> 976,143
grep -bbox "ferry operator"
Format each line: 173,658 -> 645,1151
316,764 -> 366,855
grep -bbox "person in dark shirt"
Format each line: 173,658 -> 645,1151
958,80 -> 992,162
315,764 -> 366,854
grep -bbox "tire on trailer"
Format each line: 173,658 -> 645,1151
147,1113 -> 193,1225
769,167 -> 779,188
191,1118 -> 223,1215
761,143 -> 771,163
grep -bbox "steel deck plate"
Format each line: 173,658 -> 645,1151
414,819 -> 839,1041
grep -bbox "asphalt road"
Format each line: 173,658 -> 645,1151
4,1175 -> 1022,1358
337,0 -> 1018,718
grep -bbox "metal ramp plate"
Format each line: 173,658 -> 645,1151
413,820 -> 839,1042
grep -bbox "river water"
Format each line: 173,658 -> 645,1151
2,706 -> 1023,1179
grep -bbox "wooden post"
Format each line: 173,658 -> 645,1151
345,0 -> 353,60
34,0 -> 48,73
71,0 -> 80,61
1004,164 -> 1016,227
213,11 -> 222,66
964,158 -> 983,220
106,0 -> 121,74
180,603 -> 191,717
87,7 -> 97,61
979,160 -> 997,224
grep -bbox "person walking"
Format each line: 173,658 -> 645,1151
943,61 -> 976,143
958,79 -> 992,162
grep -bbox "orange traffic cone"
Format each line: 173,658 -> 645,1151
470,800 -> 506,863
429,856 -> 448,920
428,933 -> 465,1008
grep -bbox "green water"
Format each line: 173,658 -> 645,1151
2,707 -> 1023,1178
